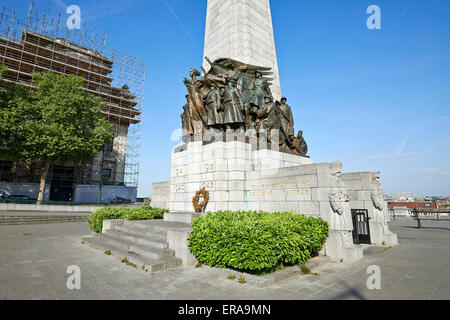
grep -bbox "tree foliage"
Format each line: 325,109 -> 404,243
1,71 -> 114,163
0,64 -> 32,149
0,67 -> 115,203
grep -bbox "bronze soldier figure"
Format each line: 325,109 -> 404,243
181,95 -> 194,142
249,71 -> 272,109
277,97 -> 294,138
204,83 -> 223,130
223,79 -> 245,131
256,96 -> 284,146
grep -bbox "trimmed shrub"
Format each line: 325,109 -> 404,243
88,205 -> 167,233
123,205 -> 166,221
188,211 -> 329,274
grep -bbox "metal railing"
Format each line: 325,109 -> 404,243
411,208 -> 450,229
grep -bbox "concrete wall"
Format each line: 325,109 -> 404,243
71,185 -> 137,204
0,202 -> 101,214
151,181 -> 171,209
0,182 -> 50,200
0,182 -> 137,204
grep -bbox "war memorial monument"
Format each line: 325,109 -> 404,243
150,0 -> 398,264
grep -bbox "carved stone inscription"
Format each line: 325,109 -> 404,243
248,181 -> 310,197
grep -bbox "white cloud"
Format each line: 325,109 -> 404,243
421,168 -> 450,175
362,127 -> 416,160
361,152 -> 416,160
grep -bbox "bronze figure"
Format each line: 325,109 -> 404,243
248,71 -> 273,109
223,79 -> 245,130
180,57 -> 309,157
181,95 -> 194,142
256,96 -> 284,146
204,83 -> 223,129
277,97 -> 294,138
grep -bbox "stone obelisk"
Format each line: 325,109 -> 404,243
202,0 -> 282,100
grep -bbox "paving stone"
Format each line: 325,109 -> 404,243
0,218 -> 449,299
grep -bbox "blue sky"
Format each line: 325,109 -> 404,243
3,0 -> 450,197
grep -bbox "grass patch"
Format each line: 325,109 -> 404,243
300,264 -> 311,275
121,257 -> 137,269
227,274 -> 236,280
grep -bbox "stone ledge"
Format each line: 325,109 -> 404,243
197,255 -> 333,288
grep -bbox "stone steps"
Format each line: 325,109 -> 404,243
114,224 -> 168,241
0,216 -> 87,225
105,229 -> 169,249
82,217 -> 195,272
164,212 -> 201,224
92,233 -> 174,260
82,237 -> 181,272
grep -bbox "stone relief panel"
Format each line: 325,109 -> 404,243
328,162 -> 344,188
328,190 -> 352,231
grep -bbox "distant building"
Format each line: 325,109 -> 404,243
0,4 -> 145,203
437,200 -> 450,208
389,201 -> 438,216
392,206 -> 409,217
389,201 -> 437,209
391,192 -> 415,202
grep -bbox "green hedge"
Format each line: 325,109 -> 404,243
88,205 -> 168,233
188,211 -> 329,274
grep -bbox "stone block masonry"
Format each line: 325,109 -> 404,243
169,141 -> 312,213
163,140 -> 366,263
203,0 -> 282,100
342,172 -> 398,246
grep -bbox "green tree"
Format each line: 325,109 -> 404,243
1,70 -> 114,204
0,64 -> 32,152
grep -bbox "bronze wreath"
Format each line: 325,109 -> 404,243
192,187 -> 210,213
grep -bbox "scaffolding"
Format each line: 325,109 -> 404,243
0,2 -> 145,189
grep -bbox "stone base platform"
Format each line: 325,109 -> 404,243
150,140 -> 398,264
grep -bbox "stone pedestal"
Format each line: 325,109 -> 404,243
324,231 -> 363,263
166,140 -> 365,263
170,141 -> 312,212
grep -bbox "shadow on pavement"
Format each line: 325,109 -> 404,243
328,281 -> 368,300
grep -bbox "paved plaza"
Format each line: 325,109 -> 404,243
0,216 -> 449,300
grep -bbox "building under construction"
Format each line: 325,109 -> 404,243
0,3 -> 145,203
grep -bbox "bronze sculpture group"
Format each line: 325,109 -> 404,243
181,57 -> 308,156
